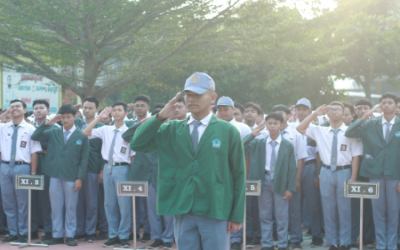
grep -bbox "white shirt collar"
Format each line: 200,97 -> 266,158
382,116 -> 395,125
7,119 -> 29,128
113,123 -> 127,132
230,118 -> 237,125
328,123 -> 347,132
63,125 -> 76,134
266,134 -> 282,144
187,112 -> 213,126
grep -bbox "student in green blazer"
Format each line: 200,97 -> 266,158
345,92 -> 400,250
31,104 -> 89,247
130,72 -> 246,250
74,97 -> 105,242
243,113 -> 297,250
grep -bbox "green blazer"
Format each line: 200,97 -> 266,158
36,124 -> 60,173
75,118 -> 105,174
122,121 -> 158,187
243,134 -> 297,196
129,115 -> 246,223
31,124 -> 89,182
345,117 -> 400,180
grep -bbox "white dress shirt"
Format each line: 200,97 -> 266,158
90,124 -> 136,164
382,116 -> 395,139
0,120 -> 42,163
265,135 -> 282,171
305,123 -> 363,166
187,112 -> 213,143
63,125 -> 76,141
230,118 -> 251,139
290,122 -> 318,161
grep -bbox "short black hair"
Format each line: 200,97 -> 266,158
33,99 -> 50,109
212,105 -> 217,114
24,110 -> 33,119
265,112 -> 283,123
10,99 -> 27,109
355,98 -> 372,108
380,92 -> 398,104
343,102 -> 354,114
84,96 -> 99,108
329,101 -> 345,112
177,96 -> 185,104
271,104 -> 291,115
99,108 -> 111,118
134,94 -> 151,106
234,103 -> 244,114
244,102 -> 263,115
154,103 -> 165,110
112,101 -> 128,112
58,104 -> 77,116
151,108 -> 162,116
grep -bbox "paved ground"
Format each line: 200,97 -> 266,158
0,229 -> 365,250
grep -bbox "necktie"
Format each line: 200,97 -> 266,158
107,129 -> 119,174
331,129 -> 340,171
63,131 -> 70,144
270,141 -> 277,180
385,122 -> 391,143
10,126 -> 19,167
191,120 -> 202,155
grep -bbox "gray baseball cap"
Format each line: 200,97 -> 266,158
217,96 -> 234,108
184,72 -> 215,95
296,98 -> 311,109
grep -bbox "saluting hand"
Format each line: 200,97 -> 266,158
74,103 -> 82,110
127,103 -> 135,111
45,114 -> 61,126
361,104 -> 382,121
98,107 -> 113,119
157,92 -> 182,121
251,123 -> 266,137
314,105 -> 332,116
227,221 -> 242,234
0,108 -> 10,121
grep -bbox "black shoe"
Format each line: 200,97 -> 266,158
231,242 -> 241,250
288,241 -> 294,247
310,237 -> 324,248
128,233 -> 141,241
0,230 -> 8,237
329,245 -> 338,250
97,231 -> 108,240
246,236 -> 255,248
66,237 -> 78,246
278,248 -> 288,250
42,232 -> 53,241
339,245 -> 351,250
86,234 -> 96,243
74,234 -> 86,241
43,237 -> 64,245
305,229 -> 312,236
16,235 -> 27,243
31,231 -> 39,240
261,248 -> 274,250
148,239 -> 163,249
163,242 -> 173,249
120,239 -> 130,248
364,241 -> 375,249
141,232 -> 151,242
1,235 -> 18,243
349,244 -> 358,250
254,236 -> 261,245
273,231 -> 278,241
321,228 -> 325,236
102,237 -> 120,247
293,242 -> 302,250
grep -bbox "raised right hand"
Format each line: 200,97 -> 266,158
251,123 -> 266,137
314,105 -> 332,116
98,107 -> 113,119
45,114 -> 61,125
0,108 -> 10,121
157,92 -> 182,121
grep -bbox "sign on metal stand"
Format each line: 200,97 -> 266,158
242,180 -> 262,250
114,181 -> 148,250
344,181 -> 379,250
11,175 -> 48,248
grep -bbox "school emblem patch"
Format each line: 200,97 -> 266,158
191,73 -> 201,84
76,139 -> 82,145
212,138 -> 221,148
396,131 -> 400,137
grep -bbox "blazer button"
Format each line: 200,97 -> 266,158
194,160 -> 198,163
193,173 -> 197,177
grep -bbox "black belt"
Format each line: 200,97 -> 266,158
2,161 -> 29,165
305,159 -> 316,166
322,164 -> 351,171
265,170 -> 271,175
38,153 -> 46,155
103,160 -> 130,166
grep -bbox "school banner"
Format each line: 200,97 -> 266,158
2,65 -> 61,113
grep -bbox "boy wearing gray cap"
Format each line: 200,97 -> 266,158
129,72 -> 246,250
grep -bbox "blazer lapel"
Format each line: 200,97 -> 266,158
275,141 -> 286,172
180,120 -> 194,156
195,116 -> 217,157
387,117 -> 400,144
64,128 -> 81,148
375,118 -> 385,144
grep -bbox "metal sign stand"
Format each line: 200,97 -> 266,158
243,180 -> 262,250
11,175 -> 48,248
114,181 -> 148,250
344,181 -> 380,250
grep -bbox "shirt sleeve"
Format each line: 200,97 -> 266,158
130,150 -> 136,157
305,126 -> 318,141
242,126 -> 252,139
350,138 -> 363,157
295,132 -> 308,160
90,126 -> 106,140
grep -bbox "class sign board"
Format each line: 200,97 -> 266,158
246,180 -> 261,196
15,175 -> 44,190
117,181 -> 148,197
344,182 -> 379,199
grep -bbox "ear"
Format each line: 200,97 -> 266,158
211,92 -> 218,104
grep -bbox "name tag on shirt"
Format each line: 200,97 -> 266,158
121,147 -> 127,154
340,144 -> 347,151
20,141 -> 27,148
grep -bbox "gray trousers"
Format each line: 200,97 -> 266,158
76,172 -> 99,235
